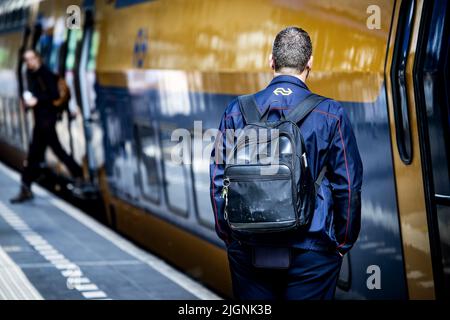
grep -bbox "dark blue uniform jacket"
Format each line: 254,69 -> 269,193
210,75 -> 363,255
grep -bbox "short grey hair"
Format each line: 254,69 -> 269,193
272,27 -> 312,73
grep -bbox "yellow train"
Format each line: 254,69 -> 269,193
0,0 -> 448,299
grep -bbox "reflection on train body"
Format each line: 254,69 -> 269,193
0,0 -> 448,299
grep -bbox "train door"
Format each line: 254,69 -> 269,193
414,0 -> 450,299
386,0 -> 450,299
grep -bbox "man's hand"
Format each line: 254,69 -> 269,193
23,91 -> 37,108
25,97 -> 38,107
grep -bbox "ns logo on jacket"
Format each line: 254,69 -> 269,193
273,87 -> 293,96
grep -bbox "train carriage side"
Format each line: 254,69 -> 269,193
0,0 -> 448,300
94,0 -> 411,299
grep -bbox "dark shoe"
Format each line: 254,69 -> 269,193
10,185 -> 34,204
67,179 -> 97,200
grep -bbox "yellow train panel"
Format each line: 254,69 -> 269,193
95,0 -> 394,102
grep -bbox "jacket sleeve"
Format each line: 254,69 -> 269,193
209,105 -> 235,245
327,105 -> 363,255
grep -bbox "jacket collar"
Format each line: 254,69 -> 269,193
268,75 -> 309,91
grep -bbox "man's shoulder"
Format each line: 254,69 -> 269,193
224,96 -> 241,115
314,94 -> 344,120
39,65 -> 57,78
224,90 -> 345,120
224,88 -> 268,114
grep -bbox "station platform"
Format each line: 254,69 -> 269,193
0,162 -> 221,300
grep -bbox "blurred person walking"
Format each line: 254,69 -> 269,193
10,49 -> 83,204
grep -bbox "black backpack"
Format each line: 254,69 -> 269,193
221,93 -> 327,236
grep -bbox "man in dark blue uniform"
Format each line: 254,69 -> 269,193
210,27 -> 363,299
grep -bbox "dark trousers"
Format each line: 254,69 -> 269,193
227,241 -> 343,300
22,124 -> 83,188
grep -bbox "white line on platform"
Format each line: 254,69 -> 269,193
0,162 -> 221,300
81,290 -> 107,299
0,201 -> 110,300
0,246 -> 43,300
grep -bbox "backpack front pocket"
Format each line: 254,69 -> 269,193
223,164 -> 297,232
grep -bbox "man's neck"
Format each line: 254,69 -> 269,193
30,65 -> 43,73
273,69 -> 308,83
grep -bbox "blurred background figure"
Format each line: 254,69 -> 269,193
10,49 -> 83,204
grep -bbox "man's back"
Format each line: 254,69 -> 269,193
27,65 -> 59,127
210,26 -> 363,300
212,74 -> 363,254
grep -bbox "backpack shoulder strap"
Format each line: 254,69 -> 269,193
286,93 -> 327,124
314,166 -> 327,194
238,94 -> 262,124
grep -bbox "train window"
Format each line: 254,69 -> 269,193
160,122 -> 189,217
87,31 -> 99,71
4,98 -> 11,138
192,136 -> 215,228
1,102 -> 7,137
115,0 -> 151,8
6,103 -> 12,140
1,13 -> 7,30
7,98 -> 15,142
24,106 -> 34,145
48,19 -> 68,75
134,122 -> 161,203
14,97 -> 23,148
4,12 -> 11,29
85,30 -> 100,114
65,29 -> 83,71
18,8 -> 25,26
18,98 -> 28,150
10,97 -> 21,146
12,10 -> 19,27
0,98 -> 4,135
36,32 -> 53,67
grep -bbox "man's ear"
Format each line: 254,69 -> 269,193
269,53 -> 275,70
306,55 -> 313,70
